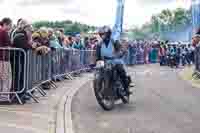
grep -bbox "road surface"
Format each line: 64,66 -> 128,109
72,64 -> 200,133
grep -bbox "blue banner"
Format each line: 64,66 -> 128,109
192,0 -> 200,34
111,0 -> 125,41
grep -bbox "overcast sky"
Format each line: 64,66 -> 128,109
0,0 -> 191,28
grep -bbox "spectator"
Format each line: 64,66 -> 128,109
10,18 -> 23,44
0,17 -> 12,95
129,41 -> 136,65
93,39 -> 98,50
84,37 -> 90,49
159,43 -> 166,66
57,29 -> 65,46
72,34 -> 84,50
0,18 -> 12,48
32,31 -> 42,46
32,30 -> 50,55
169,45 -> 175,56
192,28 -> 200,48
62,36 -> 69,48
188,44 -> 195,64
151,46 -> 158,63
88,38 -> 94,49
12,20 -> 36,50
184,46 -> 190,65
11,20 -> 37,102
48,28 -> 62,49
181,45 -> 187,66
89,38 -> 98,50
67,36 -> 74,48
192,30 -> 200,69
176,45 -> 181,67
39,27 -> 49,47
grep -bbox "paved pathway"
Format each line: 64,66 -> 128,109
72,64 -> 200,133
0,73 -> 92,133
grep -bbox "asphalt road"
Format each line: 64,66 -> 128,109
72,64 -> 200,133
0,74 -> 92,133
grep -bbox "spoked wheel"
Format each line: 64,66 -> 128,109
94,76 -> 115,111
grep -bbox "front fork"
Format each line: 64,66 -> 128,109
101,69 -> 115,97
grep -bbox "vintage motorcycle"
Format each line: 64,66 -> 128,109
169,54 -> 177,68
93,60 -> 133,111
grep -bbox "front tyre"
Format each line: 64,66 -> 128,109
93,73 -> 115,111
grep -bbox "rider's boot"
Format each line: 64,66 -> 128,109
127,76 -> 135,88
125,88 -> 133,95
125,77 -> 133,95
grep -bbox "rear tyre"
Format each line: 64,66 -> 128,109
121,94 -> 129,104
117,79 -> 130,104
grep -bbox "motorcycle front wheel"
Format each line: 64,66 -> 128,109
94,74 -> 115,111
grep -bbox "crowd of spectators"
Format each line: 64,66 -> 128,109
120,40 -> 196,68
0,17 -> 98,53
0,17 -> 99,102
158,42 -> 195,67
122,40 -> 161,65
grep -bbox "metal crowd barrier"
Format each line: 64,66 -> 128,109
26,50 -> 53,103
127,49 -> 137,65
0,48 -> 26,103
81,50 -> 96,70
0,48 -> 96,104
136,50 -> 145,64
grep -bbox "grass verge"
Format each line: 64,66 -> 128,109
179,66 -> 200,88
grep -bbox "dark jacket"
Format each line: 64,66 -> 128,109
13,30 -> 32,51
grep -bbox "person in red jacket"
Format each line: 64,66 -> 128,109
0,18 -> 12,96
0,18 -> 12,46
0,18 -> 12,60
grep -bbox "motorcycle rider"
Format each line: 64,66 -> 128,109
96,26 -> 133,95
181,45 -> 187,66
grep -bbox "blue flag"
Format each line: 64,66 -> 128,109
111,0 -> 125,41
192,0 -> 200,34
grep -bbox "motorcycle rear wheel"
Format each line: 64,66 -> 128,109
116,80 -> 130,104
121,94 -> 129,104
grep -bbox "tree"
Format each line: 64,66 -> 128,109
128,8 -> 192,40
32,20 -> 96,34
